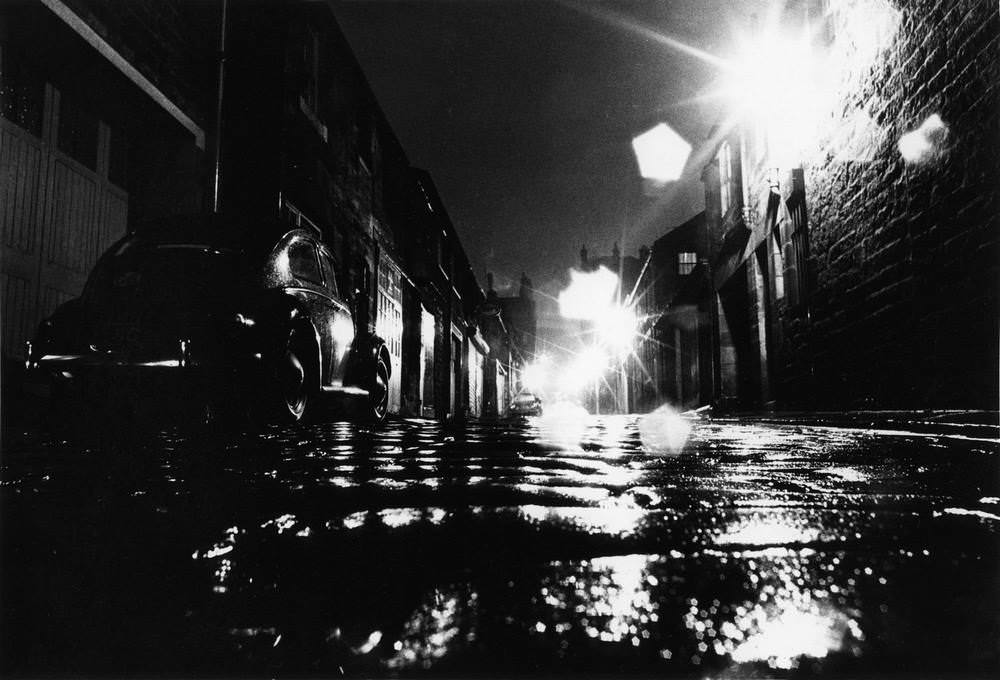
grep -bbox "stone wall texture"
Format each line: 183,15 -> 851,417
787,0 -> 999,408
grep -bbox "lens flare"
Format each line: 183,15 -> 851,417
558,267 -> 619,321
898,114 -> 947,164
631,123 -> 692,182
595,305 -> 639,357
637,403 -> 692,455
557,348 -> 608,395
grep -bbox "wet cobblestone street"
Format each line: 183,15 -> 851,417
2,411 -> 998,678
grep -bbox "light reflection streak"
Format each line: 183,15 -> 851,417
337,507 -> 452,531
518,501 -> 645,537
935,507 -> 1000,522
716,518 -> 820,546
385,587 -> 474,670
514,483 -> 612,504
696,548 -> 865,671
818,466 -> 868,483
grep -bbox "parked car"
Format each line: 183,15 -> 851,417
25,215 -> 390,424
510,391 -> 543,417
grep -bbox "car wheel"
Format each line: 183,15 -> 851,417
261,328 -> 315,424
368,350 -> 390,423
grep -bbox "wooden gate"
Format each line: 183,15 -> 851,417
1,89 -> 128,360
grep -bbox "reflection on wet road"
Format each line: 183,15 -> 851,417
2,412 -> 998,677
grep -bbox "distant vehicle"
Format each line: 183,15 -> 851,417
25,215 -> 390,424
510,391 -> 543,417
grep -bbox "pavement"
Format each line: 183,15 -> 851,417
1,408 -> 998,677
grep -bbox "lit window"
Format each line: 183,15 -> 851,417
717,142 -> 732,215
678,252 -> 697,276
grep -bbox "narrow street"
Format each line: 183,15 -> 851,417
2,412 -> 997,677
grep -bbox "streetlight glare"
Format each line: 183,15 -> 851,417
722,25 -> 823,170
631,123 -> 692,183
595,305 -> 638,357
574,347 -> 608,381
716,0 -> 902,170
522,360 -> 548,393
558,266 -> 619,321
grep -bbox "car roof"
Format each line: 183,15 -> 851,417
127,213 -> 316,258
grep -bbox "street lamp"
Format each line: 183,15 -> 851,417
557,266 -> 642,413
720,24 -> 822,171
594,304 -> 638,358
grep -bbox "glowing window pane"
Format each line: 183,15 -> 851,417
678,252 -> 697,276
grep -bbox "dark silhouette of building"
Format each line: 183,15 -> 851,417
1,0 -> 517,420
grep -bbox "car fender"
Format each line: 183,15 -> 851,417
344,331 -> 389,389
238,291 -> 322,375
30,298 -> 85,358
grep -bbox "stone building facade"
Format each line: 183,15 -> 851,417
698,0 -> 998,410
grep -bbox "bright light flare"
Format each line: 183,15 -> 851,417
557,347 -> 608,396
558,267 -> 619,321
558,267 -> 639,358
573,346 -> 609,382
521,359 -> 548,393
897,114 -> 947,164
631,123 -> 692,183
722,26 -> 824,169
637,403 -> 692,455
332,314 -> 355,359
535,400 -> 590,450
595,305 -> 639,357
729,607 -> 853,669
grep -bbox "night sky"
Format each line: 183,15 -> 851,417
332,0 -> 765,352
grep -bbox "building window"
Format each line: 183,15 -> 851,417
57,93 -> 99,170
0,47 -> 44,137
717,141 -> 732,216
678,251 -> 697,275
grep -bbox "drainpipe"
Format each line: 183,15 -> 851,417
211,0 -> 229,213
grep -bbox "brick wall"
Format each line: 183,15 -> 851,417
784,0 -> 999,408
